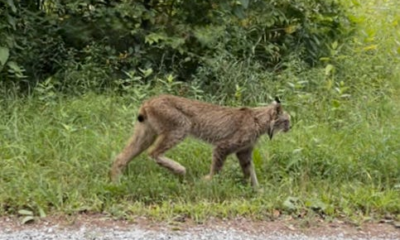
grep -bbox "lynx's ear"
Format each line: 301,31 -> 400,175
273,97 -> 282,115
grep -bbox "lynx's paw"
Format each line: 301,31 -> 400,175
109,169 -> 121,183
175,166 -> 187,176
202,174 -> 213,181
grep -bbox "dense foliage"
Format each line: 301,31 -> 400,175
1,0 -> 399,224
0,0 -> 352,93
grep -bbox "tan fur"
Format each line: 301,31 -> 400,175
110,94 -> 290,188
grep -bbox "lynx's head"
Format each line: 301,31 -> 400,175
268,97 -> 291,140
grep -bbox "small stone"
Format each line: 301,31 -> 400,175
393,221 -> 400,228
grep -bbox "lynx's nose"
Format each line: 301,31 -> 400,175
284,122 -> 291,132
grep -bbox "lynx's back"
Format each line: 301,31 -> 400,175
141,95 -> 261,144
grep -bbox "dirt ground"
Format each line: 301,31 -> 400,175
1,214 -> 399,239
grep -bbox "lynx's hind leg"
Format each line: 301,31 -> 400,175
236,148 -> 259,188
110,121 -> 156,182
148,131 -> 187,176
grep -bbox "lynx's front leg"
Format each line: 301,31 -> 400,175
236,148 -> 259,188
204,145 -> 232,181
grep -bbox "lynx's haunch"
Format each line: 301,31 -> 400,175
110,94 -> 291,188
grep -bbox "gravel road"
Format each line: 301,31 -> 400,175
1,216 -> 399,240
1,225 -> 399,240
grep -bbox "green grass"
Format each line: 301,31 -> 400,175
1,0 -> 400,223
0,90 -> 399,222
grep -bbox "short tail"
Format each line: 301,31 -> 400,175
118,113 -> 155,163
137,107 -> 147,122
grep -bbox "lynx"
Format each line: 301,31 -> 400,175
110,94 -> 290,188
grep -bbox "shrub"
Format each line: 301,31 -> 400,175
0,0 -> 353,93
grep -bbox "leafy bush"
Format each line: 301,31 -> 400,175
0,0 -> 353,93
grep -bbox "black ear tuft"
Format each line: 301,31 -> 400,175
274,96 -> 282,115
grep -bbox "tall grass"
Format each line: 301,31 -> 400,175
1,0 -> 400,222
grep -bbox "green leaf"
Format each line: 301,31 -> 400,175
233,6 -> 245,19
145,33 -> 166,45
305,199 -> 327,212
0,47 -> 10,66
240,0 -> 249,9
351,0 -> 360,6
7,61 -> 22,73
332,41 -> 338,50
7,15 -> 16,30
292,148 -> 303,154
166,74 -> 175,83
21,216 -> 35,224
38,207 -> 46,218
283,197 -> 300,211
332,99 -> 341,108
325,64 -> 334,76
18,209 -> 33,216
139,68 -> 153,78
7,0 -> 17,13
